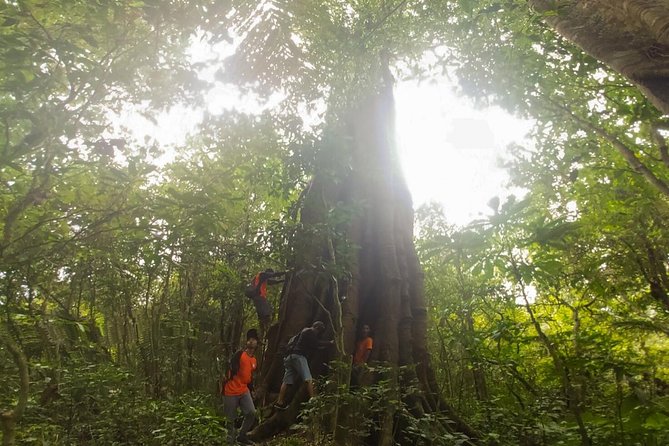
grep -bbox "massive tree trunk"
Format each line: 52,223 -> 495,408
529,0 -> 669,114
249,71 -> 482,444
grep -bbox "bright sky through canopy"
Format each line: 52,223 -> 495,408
395,80 -> 533,225
121,78 -> 531,226
118,34 -> 532,227
117,35 -> 533,226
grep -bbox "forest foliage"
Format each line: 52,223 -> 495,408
1,1 -> 668,445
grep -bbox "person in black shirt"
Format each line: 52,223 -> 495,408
274,321 -> 333,410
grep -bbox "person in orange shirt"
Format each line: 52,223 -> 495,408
353,324 -> 373,366
248,269 -> 286,339
223,334 -> 258,445
351,324 -> 373,387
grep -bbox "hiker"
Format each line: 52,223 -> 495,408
353,324 -> 373,366
246,268 -> 287,338
222,331 -> 259,445
351,324 -> 373,387
274,321 -> 334,410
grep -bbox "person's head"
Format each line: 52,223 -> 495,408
246,328 -> 259,342
245,337 -> 259,352
360,324 -> 371,338
312,320 -> 325,334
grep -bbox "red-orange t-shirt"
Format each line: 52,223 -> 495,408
353,337 -> 373,365
254,273 -> 268,298
224,351 -> 257,396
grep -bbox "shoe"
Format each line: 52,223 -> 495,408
273,401 -> 288,411
236,435 -> 254,445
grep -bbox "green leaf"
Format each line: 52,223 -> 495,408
20,69 -> 35,82
643,412 -> 669,430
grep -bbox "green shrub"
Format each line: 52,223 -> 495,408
296,362 -> 470,446
17,363 -> 225,445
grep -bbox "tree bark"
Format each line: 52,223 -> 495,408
529,0 -> 669,114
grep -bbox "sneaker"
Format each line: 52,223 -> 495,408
273,401 -> 288,411
236,435 -> 254,445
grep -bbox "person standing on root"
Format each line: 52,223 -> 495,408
223,333 -> 259,445
274,321 -> 334,410
246,268 -> 286,339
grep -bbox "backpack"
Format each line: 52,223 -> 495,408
221,349 -> 255,394
244,275 -> 260,299
224,350 -> 243,383
283,331 -> 302,355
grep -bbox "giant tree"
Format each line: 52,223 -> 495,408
213,1 -> 486,443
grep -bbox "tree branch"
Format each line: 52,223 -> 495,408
651,124 -> 669,168
362,0 -> 410,45
547,99 -> 669,198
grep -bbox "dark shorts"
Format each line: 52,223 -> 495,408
251,295 -> 272,319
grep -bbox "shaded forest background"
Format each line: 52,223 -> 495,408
1,1 -> 669,445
